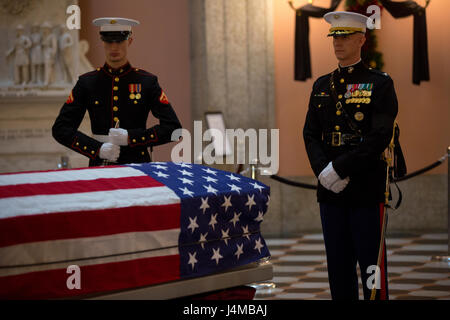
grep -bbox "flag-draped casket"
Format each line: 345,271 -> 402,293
0,162 -> 271,299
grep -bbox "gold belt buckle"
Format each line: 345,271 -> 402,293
331,132 -> 342,147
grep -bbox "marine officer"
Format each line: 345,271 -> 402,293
303,11 -> 398,300
52,17 -> 182,166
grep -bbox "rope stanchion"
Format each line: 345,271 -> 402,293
394,153 -> 447,182
432,146 -> 450,263
269,152 -> 449,190
270,174 -> 317,190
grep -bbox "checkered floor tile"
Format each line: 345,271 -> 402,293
253,233 -> 450,300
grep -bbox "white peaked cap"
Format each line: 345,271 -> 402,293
324,11 -> 369,36
92,17 -> 140,32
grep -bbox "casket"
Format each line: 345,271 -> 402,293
0,162 -> 272,299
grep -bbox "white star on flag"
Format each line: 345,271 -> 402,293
202,168 -> 217,176
209,213 -> 218,230
211,247 -> 223,265
202,176 -> 218,184
188,252 -> 197,270
204,184 -> 218,195
228,184 -> 242,194
179,187 -> 194,197
254,237 -> 264,254
221,195 -> 232,212
221,228 -> 230,245
229,212 -> 242,228
199,197 -> 210,214
199,232 -> 208,249
178,169 -> 194,177
226,173 -> 241,182
250,181 -> 264,192
245,194 -> 256,211
242,225 -> 251,240
188,216 -> 199,233
178,177 -> 194,186
154,171 -> 169,178
254,211 -> 264,222
235,243 -> 244,260
152,164 -> 168,170
174,162 -> 192,168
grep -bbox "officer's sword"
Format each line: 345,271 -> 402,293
370,124 -> 396,300
102,120 -> 120,166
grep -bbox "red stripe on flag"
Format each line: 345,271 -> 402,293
0,165 -> 123,176
0,175 -> 164,199
0,254 -> 180,299
0,203 -> 180,247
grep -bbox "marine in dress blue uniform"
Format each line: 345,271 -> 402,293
303,12 -> 398,300
52,18 -> 181,166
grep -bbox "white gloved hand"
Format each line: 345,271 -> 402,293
109,128 -> 129,146
99,143 -> 120,162
330,177 -> 350,193
318,162 -> 341,190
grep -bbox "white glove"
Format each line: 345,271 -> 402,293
99,143 -> 120,162
330,177 -> 350,193
109,128 -> 129,146
318,162 -> 341,190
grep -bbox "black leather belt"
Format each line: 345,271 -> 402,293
323,132 -> 363,147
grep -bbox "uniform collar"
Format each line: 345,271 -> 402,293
102,61 -> 132,75
337,59 -> 365,75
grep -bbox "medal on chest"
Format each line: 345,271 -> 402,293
129,84 -> 142,101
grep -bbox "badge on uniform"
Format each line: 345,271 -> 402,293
129,84 -> 142,100
159,90 -> 169,104
66,91 -> 74,104
354,111 -> 364,121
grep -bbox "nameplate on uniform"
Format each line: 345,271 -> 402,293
314,92 -> 330,97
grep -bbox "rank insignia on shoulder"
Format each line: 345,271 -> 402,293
66,91 -> 74,104
159,90 -> 169,104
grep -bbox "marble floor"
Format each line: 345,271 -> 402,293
254,233 -> 450,300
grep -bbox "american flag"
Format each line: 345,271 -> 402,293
0,162 -> 270,299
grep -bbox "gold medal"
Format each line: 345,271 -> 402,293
136,93 -> 141,100
129,93 -> 136,99
336,110 -> 342,116
354,112 -> 364,121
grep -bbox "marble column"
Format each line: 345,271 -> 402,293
189,0 -> 280,236
190,0 -> 275,130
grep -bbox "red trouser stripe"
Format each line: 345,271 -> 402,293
379,202 -> 387,300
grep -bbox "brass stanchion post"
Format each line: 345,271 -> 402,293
433,146 -> 450,263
